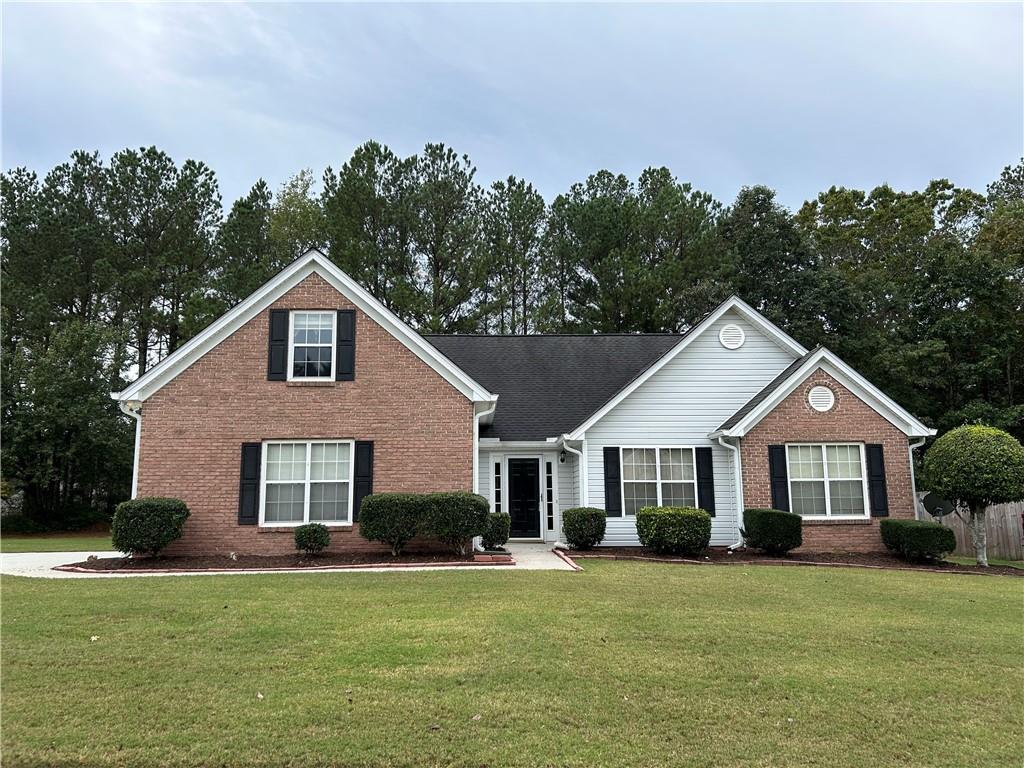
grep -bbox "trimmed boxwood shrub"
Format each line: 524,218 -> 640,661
636,506 -> 711,556
880,518 -> 956,562
294,523 -> 330,555
481,512 -> 511,550
562,507 -> 606,550
111,497 -> 190,556
359,493 -> 430,556
424,492 -> 490,556
742,508 -> 802,555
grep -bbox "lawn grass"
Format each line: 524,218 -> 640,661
0,532 -> 113,553
946,555 -> 1024,570
2,561 -> 1021,767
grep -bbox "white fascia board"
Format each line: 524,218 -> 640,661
112,250 -> 495,403
565,296 -> 807,440
716,348 -> 936,439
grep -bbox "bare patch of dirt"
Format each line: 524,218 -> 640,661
565,547 -> 1024,576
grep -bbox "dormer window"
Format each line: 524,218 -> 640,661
289,311 -> 336,380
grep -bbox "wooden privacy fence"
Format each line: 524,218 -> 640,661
933,502 -> 1024,561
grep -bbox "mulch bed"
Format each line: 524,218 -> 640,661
563,547 -> 1024,577
61,551 -> 482,573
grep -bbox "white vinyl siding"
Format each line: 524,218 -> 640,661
585,309 -> 798,546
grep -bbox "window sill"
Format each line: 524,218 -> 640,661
258,524 -> 353,533
801,518 -> 872,526
285,381 -> 338,387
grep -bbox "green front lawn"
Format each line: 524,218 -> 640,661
2,562 -> 1021,767
0,532 -> 113,553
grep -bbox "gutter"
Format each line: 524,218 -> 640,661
718,436 -> 745,549
118,400 -> 143,499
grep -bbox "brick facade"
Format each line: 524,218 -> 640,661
136,273 -> 474,555
740,369 -> 915,552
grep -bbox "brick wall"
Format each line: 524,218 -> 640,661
136,273 -> 474,555
740,369 -> 915,552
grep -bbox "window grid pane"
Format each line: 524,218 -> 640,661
787,445 -> 824,479
624,482 -> 658,516
661,482 -> 696,508
493,463 -> 502,514
829,480 -> 865,516
291,312 -> 334,378
622,448 -> 657,481
790,480 -> 827,516
263,441 -> 352,525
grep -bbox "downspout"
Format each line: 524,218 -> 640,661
118,400 -> 142,499
718,436 -> 745,549
908,437 -> 926,520
559,437 -> 584,508
473,397 -> 499,494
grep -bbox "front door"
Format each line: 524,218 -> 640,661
507,458 -> 541,538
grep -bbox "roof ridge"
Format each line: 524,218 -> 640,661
424,332 -> 684,338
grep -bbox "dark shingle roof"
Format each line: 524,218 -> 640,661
425,334 -> 682,441
715,347 -> 818,432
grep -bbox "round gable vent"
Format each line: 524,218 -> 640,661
719,324 -> 745,350
808,385 -> 836,412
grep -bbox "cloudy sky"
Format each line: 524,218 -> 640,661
3,2 -> 1021,210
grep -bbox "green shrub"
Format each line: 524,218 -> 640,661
111,497 -> 190,556
880,519 -> 956,562
481,512 -> 511,550
924,425 -> 1024,510
294,523 -> 330,555
742,508 -> 802,555
636,506 -> 711,556
562,507 -> 606,550
359,493 -> 430,556
423,492 -> 490,555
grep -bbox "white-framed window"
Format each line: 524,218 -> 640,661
260,440 -> 354,525
621,447 -> 697,516
786,443 -> 868,518
288,311 -> 336,380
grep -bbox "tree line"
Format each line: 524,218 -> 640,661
2,141 -> 1021,526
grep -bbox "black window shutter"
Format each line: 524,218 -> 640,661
695,447 -> 715,516
336,310 -> 355,381
768,445 -> 789,512
353,440 -> 373,522
603,447 -> 622,517
267,309 -> 289,381
238,442 -> 261,525
866,444 -> 889,517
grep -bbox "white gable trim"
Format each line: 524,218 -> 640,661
112,249 -> 495,403
564,297 -> 807,440
710,347 -> 936,439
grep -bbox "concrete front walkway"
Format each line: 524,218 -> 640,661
1,543 -> 574,579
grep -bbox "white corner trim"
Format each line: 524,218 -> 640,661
715,347 -> 936,439
111,249 -> 495,403
565,296 -> 807,439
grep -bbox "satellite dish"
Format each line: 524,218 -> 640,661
923,492 -> 955,518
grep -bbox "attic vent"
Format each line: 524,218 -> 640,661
719,324 -> 745,349
808,385 -> 836,412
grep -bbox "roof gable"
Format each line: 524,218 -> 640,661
564,296 -> 808,439
113,250 -> 495,403
711,346 -> 935,438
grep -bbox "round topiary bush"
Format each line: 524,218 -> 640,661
880,518 -> 956,562
359,492 -> 430,556
423,491 -> 490,556
294,523 -> 331,555
562,507 -> 606,550
742,508 -> 802,555
636,506 -> 711,556
924,424 -> 1024,566
481,511 -> 511,550
111,497 -> 190,557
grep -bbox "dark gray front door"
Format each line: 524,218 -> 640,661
508,458 -> 541,538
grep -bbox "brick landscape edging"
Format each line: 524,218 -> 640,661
52,558 -> 516,575
557,551 -> 1014,577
